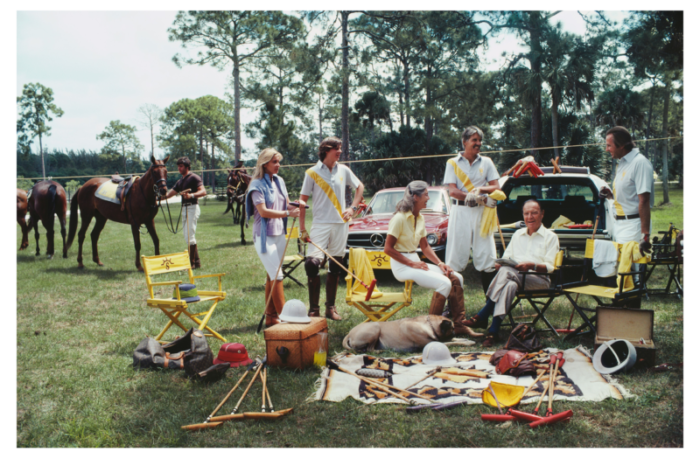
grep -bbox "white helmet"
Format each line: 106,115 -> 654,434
593,339 -> 637,374
421,342 -> 457,366
279,299 -> 311,324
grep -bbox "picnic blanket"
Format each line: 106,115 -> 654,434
312,346 -> 632,405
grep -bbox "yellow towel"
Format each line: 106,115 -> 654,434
347,248 -> 383,298
479,190 -> 507,238
616,241 -> 647,291
550,215 -> 573,229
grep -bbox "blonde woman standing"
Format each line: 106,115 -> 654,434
245,148 -> 300,327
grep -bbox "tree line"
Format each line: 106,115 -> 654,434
17,11 -> 683,202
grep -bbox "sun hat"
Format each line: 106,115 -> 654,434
279,299 -> 311,323
213,343 -> 254,368
173,283 -> 200,303
421,341 -> 457,366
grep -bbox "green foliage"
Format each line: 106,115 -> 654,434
594,86 -> 646,133
17,175 -> 34,190
17,82 -> 64,178
96,120 -> 144,174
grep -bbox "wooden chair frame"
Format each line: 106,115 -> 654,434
559,240 -> 648,341
345,249 -> 414,323
504,250 -> 565,337
142,251 -> 227,343
643,224 -> 682,299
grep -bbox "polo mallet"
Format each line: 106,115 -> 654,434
256,212 -> 298,334
558,209 -> 602,333
543,352 -> 564,418
404,367 -> 441,390
481,385 -> 517,422
209,358 -> 265,422
306,239 -> 376,301
533,354 -> 556,414
261,363 -> 268,412
495,212 -> 507,254
530,353 -> 573,427
242,362 -> 293,419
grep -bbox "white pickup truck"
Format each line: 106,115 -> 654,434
496,166 -> 615,254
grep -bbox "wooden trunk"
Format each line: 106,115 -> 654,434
595,307 -> 656,368
264,318 -> 328,370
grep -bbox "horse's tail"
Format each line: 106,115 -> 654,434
66,186 -> 81,251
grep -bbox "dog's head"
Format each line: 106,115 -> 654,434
437,318 -> 455,342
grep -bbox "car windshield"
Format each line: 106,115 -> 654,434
507,183 -> 595,201
366,190 -> 446,215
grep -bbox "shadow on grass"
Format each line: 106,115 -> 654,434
44,266 -> 137,280
207,241 -> 247,250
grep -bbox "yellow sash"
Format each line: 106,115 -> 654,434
306,169 -> 344,219
612,180 -> 625,216
447,159 -> 474,192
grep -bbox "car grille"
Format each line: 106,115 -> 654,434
347,232 -> 387,249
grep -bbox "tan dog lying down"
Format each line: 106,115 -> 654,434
342,315 -> 482,353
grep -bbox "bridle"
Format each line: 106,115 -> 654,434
151,163 -> 183,235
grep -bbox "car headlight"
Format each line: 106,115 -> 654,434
426,233 -> 438,245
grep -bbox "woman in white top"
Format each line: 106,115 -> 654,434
383,181 -> 479,337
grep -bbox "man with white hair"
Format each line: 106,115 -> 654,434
443,126 -> 501,294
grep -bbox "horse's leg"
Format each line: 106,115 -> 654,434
131,223 -> 144,271
240,206 -> 246,245
19,218 -> 29,250
145,219 -> 160,256
43,213 -> 55,259
90,213 -> 107,266
76,211 -> 93,269
60,215 -> 67,259
31,212 -> 41,256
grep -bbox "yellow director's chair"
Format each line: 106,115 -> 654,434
345,248 -> 413,322
560,239 -> 649,341
142,251 -> 227,343
504,250 -> 565,336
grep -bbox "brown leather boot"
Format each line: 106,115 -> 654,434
448,279 -> 483,338
188,244 -> 196,269
271,279 -> 285,320
308,276 -> 321,317
428,291 -> 447,315
191,244 -> 201,269
264,280 -> 280,327
325,273 -> 342,321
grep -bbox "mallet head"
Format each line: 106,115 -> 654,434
364,279 -> 377,301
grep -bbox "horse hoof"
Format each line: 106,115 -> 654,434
47,254 -> 53,260
78,264 -> 84,269
96,262 -> 104,267
63,254 -> 68,259
241,241 -> 246,246
137,266 -> 144,272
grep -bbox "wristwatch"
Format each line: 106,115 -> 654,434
352,206 -> 358,211
286,210 -> 290,216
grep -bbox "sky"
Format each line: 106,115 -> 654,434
14,8 -> 633,166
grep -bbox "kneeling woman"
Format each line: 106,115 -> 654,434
383,181 -> 478,337
245,148 -> 300,327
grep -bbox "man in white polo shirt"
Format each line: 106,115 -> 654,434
443,126 -> 501,294
299,136 -> 365,321
599,126 -> 653,250
465,199 -> 559,346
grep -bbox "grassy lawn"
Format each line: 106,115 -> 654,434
16,184 -> 683,447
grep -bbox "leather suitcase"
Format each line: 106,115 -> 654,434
595,307 -> 656,368
264,317 -> 328,369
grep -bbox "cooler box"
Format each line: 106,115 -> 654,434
264,317 -> 328,369
595,307 -> 656,368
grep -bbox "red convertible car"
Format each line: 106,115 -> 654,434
346,186 -> 451,269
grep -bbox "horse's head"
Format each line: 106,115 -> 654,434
150,154 -> 170,196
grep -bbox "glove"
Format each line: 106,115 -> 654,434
300,229 -> 311,243
485,196 -> 498,208
599,187 -> 613,200
465,192 -> 479,207
639,234 -> 652,256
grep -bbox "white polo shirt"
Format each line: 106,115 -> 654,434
442,153 -> 500,193
612,148 -> 653,217
300,161 -> 361,224
502,224 -> 560,273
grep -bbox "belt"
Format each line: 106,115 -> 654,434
452,198 -> 468,206
399,251 -> 417,254
182,202 -> 198,207
615,214 -> 640,220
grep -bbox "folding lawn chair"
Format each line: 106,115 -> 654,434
282,226 -> 306,288
142,251 -> 227,343
559,239 -> 649,341
643,223 -> 683,299
345,248 -> 413,323
504,250 -> 565,337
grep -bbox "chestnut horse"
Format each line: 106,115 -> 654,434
66,155 -> 169,271
222,165 -> 251,245
17,188 -> 31,250
26,181 -> 69,259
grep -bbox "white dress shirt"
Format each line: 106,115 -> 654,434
442,153 -> 500,193
502,224 -> 560,273
300,161 -> 361,224
612,148 -> 654,217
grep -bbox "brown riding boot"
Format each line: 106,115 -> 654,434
428,291 -> 448,316
264,280 -> 280,328
270,279 -> 285,321
191,244 -> 201,269
448,280 -> 482,338
325,273 -> 342,321
308,276 -> 321,317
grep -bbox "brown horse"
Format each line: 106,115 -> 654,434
17,188 -> 31,250
223,165 -> 251,245
66,155 -> 169,271
26,181 -> 69,258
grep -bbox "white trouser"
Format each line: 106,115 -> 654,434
307,222 -> 349,261
445,205 -> 496,273
488,266 -> 551,318
254,234 -> 286,281
613,218 -> 642,244
182,204 -> 200,245
391,253 -> 463,297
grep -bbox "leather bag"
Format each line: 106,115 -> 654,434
505,324 -> 542,353
162,328 -> 214,377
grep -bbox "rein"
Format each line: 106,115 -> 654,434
156,189 -> 183,234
